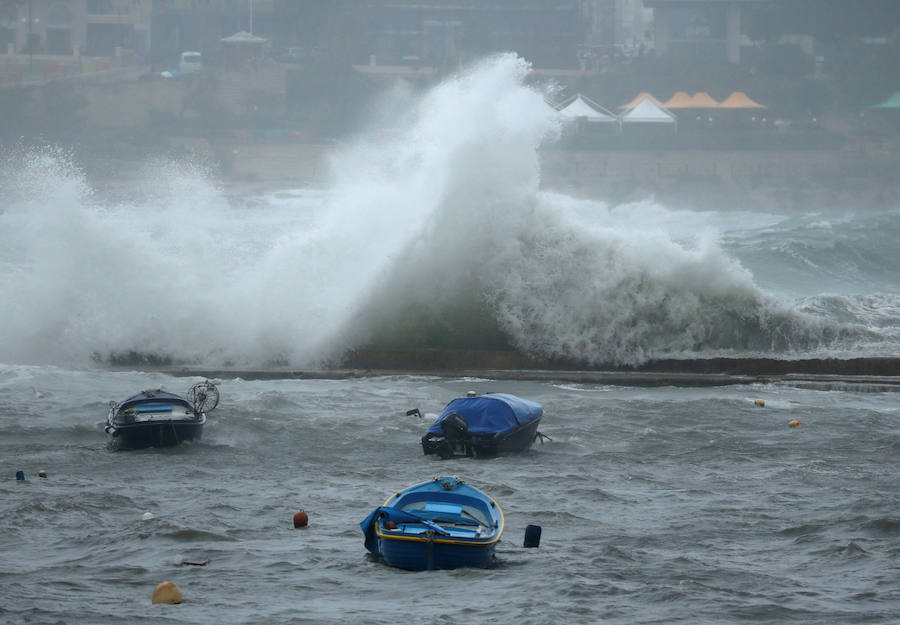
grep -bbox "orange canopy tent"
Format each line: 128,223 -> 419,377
619,92 -> 664,110
718,91 -> 766,109
664,92 -> 695,108
688,92 -> 720,108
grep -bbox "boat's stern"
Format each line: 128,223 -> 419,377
106,403 -> 205,450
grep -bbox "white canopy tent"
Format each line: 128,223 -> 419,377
620,96 -> 677,132
220,30 -> 268,65
557,94 -> 618,123
220,31 -> 268,44
620,97 -> 677,124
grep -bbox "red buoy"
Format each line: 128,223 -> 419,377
293,509 -> 309,528
384,520 -> 397,530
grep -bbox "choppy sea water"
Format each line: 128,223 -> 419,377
1,367 -> 898,625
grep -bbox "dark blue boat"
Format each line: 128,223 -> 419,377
360,476 -> 503,571
105,381 -> 219,450
419,392 -> 544,459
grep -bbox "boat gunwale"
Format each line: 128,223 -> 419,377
375,529 -> 501,547
108,413 -> 207,429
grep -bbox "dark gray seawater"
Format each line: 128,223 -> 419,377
2,366 -> 898,624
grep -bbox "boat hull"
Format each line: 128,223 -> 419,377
376,533 -> 496,571
422,416 -> 542,459
106,420 -> 204,450
421,393 -> 544,459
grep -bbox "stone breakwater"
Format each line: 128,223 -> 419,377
115,350 -> 900,388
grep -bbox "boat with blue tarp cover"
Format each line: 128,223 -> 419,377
418,392 -> 544,458
360,476 -> 503,570
105,381 -> 219,450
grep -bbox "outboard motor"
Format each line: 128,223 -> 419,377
440,412 -> 471,458
421,412 -> 474,459
440,412 -> 468,441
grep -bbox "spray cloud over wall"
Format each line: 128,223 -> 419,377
0,55 -> 863,367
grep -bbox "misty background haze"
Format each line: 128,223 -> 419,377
1,1 -> 898,208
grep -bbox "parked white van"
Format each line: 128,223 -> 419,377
178,51 -> 203,74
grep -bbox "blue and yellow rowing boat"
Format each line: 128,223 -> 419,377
360,476 -> 503,570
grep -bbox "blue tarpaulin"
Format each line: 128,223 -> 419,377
426,393 -> 543,436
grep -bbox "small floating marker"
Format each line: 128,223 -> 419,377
38,469 -> 47,478
467,390 -> 477,397
754,399 -> 765,407
142,512 -> 155,521
788,420 -> 803,428
384,520 -> 397,530
293,509 -> 309,528
151,581 -> 183,605
523,524 -> 542,548
16,470 -> 25,481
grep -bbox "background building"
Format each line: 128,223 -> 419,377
644,0 -> 900,66
1,0 -> 152,58
150,1 -> 608,72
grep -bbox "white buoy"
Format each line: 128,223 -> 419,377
142,512 -> 155,521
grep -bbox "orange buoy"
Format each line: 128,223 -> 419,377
151,581 -> 183,604
788,420 -> 803,428
293,509 -> 309,528
384,520 -> 397,530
